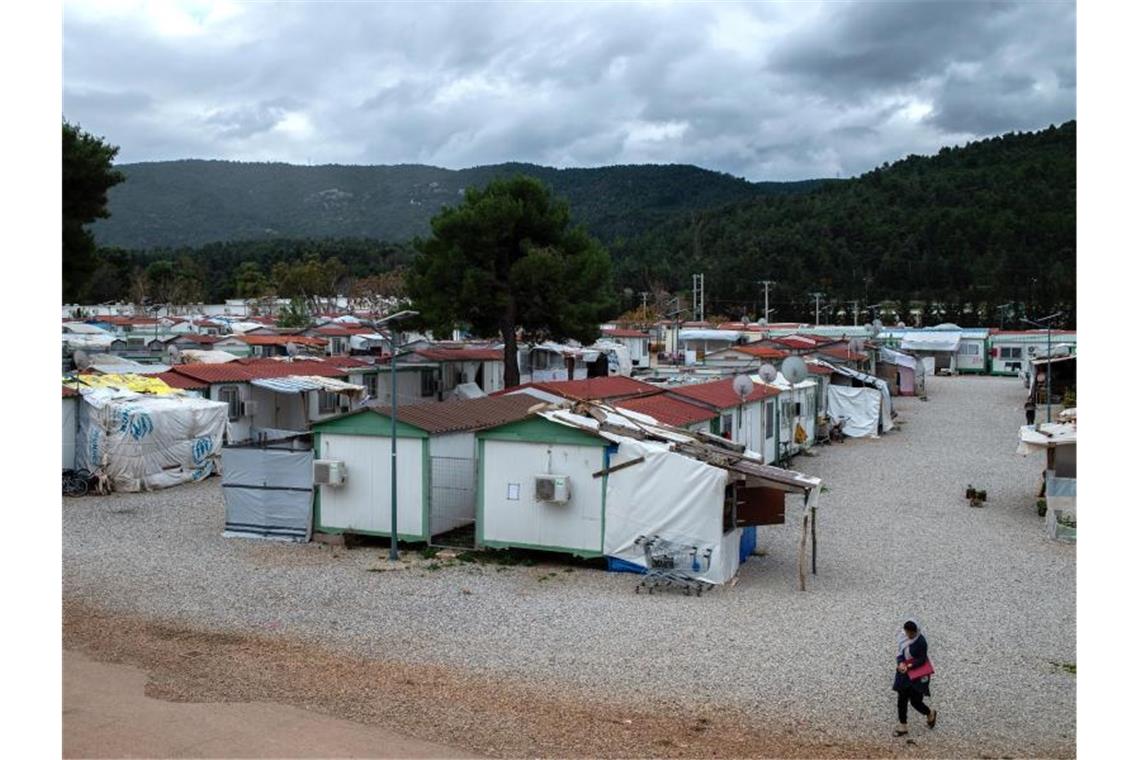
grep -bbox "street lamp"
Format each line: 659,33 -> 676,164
1022,312 -> 1063,424
376,309 -> 420,561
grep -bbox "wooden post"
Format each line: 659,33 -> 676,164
798,511 -> 809,592
811,504 -> 817,576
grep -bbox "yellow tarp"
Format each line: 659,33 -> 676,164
69,374 -> 181,395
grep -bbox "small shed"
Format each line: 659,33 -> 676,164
476,405 -> 825,587
311,394 -> 541,543
221,435 -> 314,542
876,346 -> 925,397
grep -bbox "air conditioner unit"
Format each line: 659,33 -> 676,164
240,400 -> 259,416
534,474 -> 570,503
314,459 -> 347,487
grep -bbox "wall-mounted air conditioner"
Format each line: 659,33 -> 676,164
241,400 -> 259,416
314,459 -> 347,486
534,474 -> 570,503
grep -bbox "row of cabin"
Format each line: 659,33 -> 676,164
309,393 -> 822,585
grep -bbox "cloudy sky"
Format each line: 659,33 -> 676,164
63,0 -> 1075,181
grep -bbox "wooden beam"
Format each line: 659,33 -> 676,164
591,456 -> 646,479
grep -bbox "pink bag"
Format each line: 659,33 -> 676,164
905,658 -> 935,680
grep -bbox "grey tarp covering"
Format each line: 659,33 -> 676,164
221,447 -> 314,541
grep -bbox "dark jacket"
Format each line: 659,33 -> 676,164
893,633 -> 931,696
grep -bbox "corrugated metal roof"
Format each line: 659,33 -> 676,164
171,360 -> 347,384
614,394 -> 717,427
238,335 -> 328,346
601,328 -> 650,338
369,394 -> 542,434
668,377 -> 779,410
537,376 -> 661,401
156,371 -> 209,390
250,376 -> 325,393
415,347 -> 504,362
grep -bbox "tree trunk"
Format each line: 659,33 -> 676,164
501,300 -> 520,388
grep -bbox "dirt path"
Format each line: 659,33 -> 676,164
64,601 -> 891,759
64,649 -> 471,758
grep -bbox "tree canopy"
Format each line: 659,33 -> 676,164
63,121 -> 125,301
408,176 -> 617,386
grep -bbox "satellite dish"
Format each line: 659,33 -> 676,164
872,318 -> 883,330
863,323 -> 873,333
286,341 -> 299,357
849,338 -> 866,353
897,321 -> 906,328
168,345 -> 182,365
781,356 -> 808,384
732,374 -> 754,400
757,317 -> 768,326
73,349 -> 91,371
758,363 -> 778,383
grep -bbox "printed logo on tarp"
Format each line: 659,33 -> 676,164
115,406 -> 154,440
191,436 -> 213,466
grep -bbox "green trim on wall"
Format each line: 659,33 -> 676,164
475,438 -> 485,547
478,537 -> 603,559
311,411 -> 428,438
476,416 -> 607,447
421,437 -> 431,538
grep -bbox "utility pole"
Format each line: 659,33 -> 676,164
759,280 -> 775,322
640,291 -> 649,317
1022,311 -> 1063,424
848,300 -> 860,327
691,274 -> 705,323
997,302 -> 1013,331
810,292 -> 824,326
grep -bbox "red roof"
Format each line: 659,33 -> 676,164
818,346 -> 868,362
504,376 -> 662,401
615,394 -> 717,427
601,328 -> 649,338
414,347 -> 504,362
806,363 -> 832,376
717,344 -> 788,360
668,377 -> 779,410
156,371 -> 210,390
328,356 -> 377,369
62,385 -> 79,398
238,335 -> 328,347
171,361 -> 347,384
771,335 -> 824,349
366,394 -> 540,434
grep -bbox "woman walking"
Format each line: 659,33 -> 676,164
893,619 -> 937,736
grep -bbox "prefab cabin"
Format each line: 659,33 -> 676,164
666,378 -> 779,459
311,395 -> 540,543
476,406 -> 824,586
600,328 -> 652,367
989,331 -> 1077,376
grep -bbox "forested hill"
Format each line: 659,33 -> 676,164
92,160 -> 824,248
611,121 -> 1076,325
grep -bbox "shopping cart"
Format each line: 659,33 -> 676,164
632,535 -> 714,596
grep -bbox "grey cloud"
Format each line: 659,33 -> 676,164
62,0 -> 1075,181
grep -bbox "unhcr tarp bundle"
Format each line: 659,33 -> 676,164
76,388 -> 228,492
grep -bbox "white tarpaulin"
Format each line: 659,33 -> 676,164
76,388 -> 228,492
180,349 -> 239,364
603,438 -> 740,585
679,328 -> 742,342
879,346 -> 918,370
827,386 -> 882,438
900,332 -> 961,352
590,340 -> 633,376
818,361 -> 894,433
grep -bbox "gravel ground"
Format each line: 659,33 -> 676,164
63,374 -> 1075,757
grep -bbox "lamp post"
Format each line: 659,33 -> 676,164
377,309 -> 420,561
1022,312 -> 1062,424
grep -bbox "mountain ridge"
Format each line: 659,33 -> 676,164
93,159 -> 828,249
